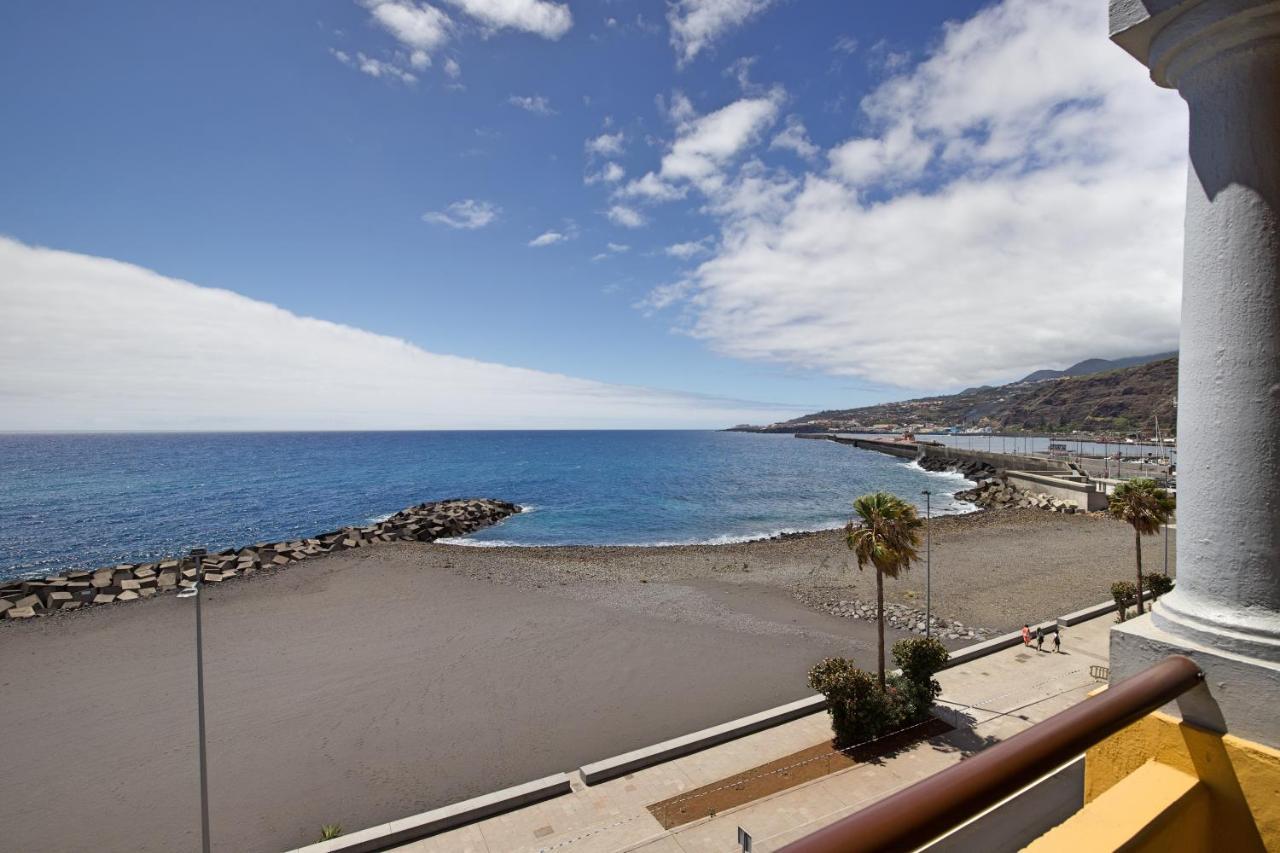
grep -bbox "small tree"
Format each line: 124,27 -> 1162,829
1145,573 -> 1174,602
808,658 -> 897,748
1111,581 -> 1137,621
1108,478 -> 1176,615
846,492 -> 923,688
892,637 -> 949,719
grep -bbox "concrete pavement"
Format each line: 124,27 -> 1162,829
390,610 -> 1114,853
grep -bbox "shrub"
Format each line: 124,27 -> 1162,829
892,637 -> 949,718
1145,573 -> 1174,601
320,824 -> 343,840
808,658 -> 899,749
1111,581 -> 1137,621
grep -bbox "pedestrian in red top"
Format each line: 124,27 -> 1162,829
1021,624 -> 1031,646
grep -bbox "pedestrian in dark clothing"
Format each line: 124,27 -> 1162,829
1053,630 -> 1062,653
1036,626 -> 1044,652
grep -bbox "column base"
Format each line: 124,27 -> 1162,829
1110,613 -> 1280,749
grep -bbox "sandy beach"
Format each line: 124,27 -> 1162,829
0,508 -> 1172,852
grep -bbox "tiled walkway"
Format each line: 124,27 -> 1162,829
398,615 -> 1113,853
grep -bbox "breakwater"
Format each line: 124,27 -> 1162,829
0,498 -> 520,621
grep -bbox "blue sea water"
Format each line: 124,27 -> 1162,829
0,431 -> 977,580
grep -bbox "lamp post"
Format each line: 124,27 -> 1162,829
921,490 -> 932,638
177,548 -> 211,853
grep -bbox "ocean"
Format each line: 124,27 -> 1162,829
0,431 -> 976,581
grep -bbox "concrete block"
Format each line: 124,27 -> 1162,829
93,594 -> 116,605
5,606 -> 36,619
281,773 -> 572,853
116,590 -> 140,602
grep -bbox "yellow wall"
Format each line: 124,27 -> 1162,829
1055,710 -> 1280,852
1026,760 -> 1210,852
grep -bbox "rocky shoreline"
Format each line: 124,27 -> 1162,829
0,498 -> 520,621
794,589 -> 993,641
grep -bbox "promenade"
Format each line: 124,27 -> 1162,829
371,612 -> 1114,853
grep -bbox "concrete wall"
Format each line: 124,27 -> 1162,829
851,438 -> 919,459
1006,471 -> 1109,512
921,445 -> 1072,474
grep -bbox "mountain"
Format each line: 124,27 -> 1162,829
1018,352 -> 1176,383
740,356 -> 1178,434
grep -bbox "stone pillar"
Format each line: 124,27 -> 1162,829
1108,0 -> 1280,746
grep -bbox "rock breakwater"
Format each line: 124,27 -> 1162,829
954,478 -> 1081,513
0,498 -> 520,621
916,454 -> 997,480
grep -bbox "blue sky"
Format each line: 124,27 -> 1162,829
0,0 -> 1188,429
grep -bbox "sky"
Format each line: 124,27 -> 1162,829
0,0 -> 1189,429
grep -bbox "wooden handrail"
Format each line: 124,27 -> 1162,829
779,655 -> 1202,853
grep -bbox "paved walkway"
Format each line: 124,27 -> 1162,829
397,615 -> 1114,853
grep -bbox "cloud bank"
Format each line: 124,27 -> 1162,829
0,239 -> 798,430
642,0 -> 1188,391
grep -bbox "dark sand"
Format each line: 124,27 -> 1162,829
0,509 -> 1170,852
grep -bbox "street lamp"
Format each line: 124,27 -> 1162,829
178,548 -> 211,853
921,490 -> 932,638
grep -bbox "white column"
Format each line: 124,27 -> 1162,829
1109,0 -> 1280,744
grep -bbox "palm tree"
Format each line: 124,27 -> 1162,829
846,492 -> 923,688
1108,478 -> 1176,615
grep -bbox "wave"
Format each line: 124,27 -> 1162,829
904,459 -> 974,483
438,520 -> 853,549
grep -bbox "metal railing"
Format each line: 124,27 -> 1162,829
777,655 -> 1203,853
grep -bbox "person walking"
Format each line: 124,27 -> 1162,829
1036,626 -> 1045,652
1053,629 -> 1062,653
1021,624 -> 1031,646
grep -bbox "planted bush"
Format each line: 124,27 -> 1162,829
809,637 -> 949,749
809,658 -> 898,748
1111,581 -> 1137,621
892,637 -> 949,718
1145,573 -> 1173,601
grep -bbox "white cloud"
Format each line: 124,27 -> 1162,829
422,199 -> 500,229
443,57 -> 462,77
643,0 -> 1188,391
528,230 -> 567,247
508,94 -> 555,115
365,1 -> 452,53
331,48 -> 418,83
585,131 -> 625,157
665,238 -> 713,260
667,0 -> 776,65
622,89 -> 784,200
592,242 -> 631,261
585,162 -> 626,185
607,205 -> 646,228
440,0 -> 571,38
0,239 -> 796,430
832,35 -> 858,55
770,115 -> 818,160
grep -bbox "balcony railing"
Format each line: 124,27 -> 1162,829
778,655 -> 1203,853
